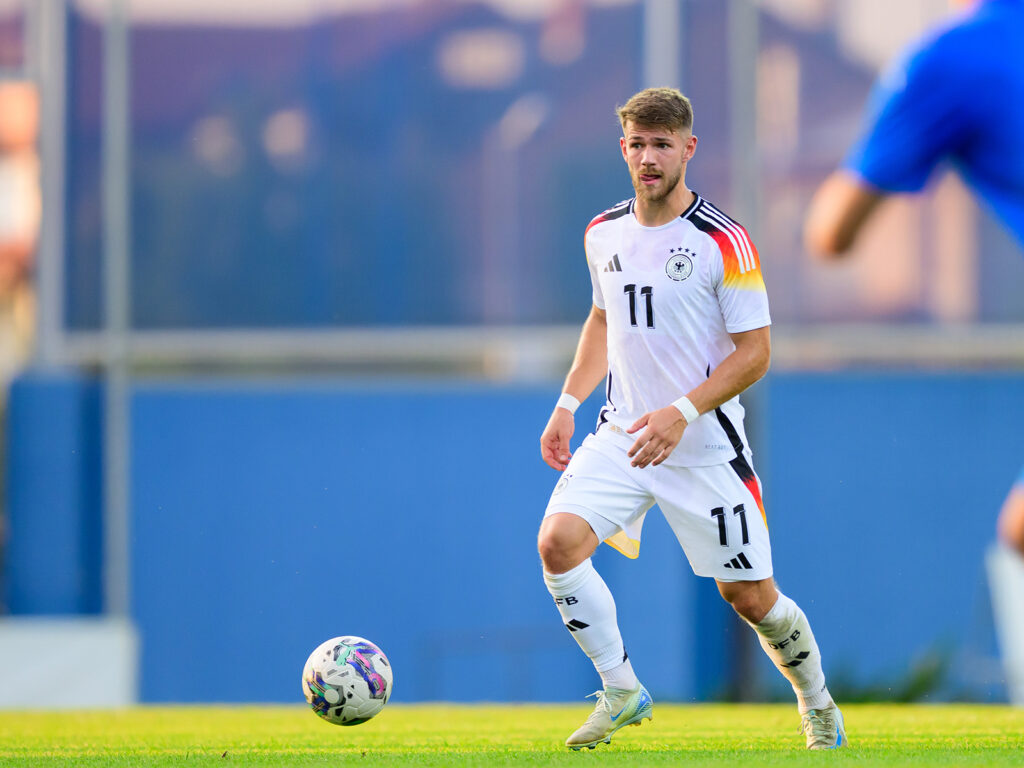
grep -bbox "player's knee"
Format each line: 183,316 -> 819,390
997,490 -> 1024,556
720,580 -> 776,624
537,529 -> 574,573
997,517 -> 1024,554
537,514 -> 593,573
727,593 -> 764,623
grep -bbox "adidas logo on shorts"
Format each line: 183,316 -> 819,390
723,552 -> 753,570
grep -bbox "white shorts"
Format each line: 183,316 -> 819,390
544,425 -> 773,581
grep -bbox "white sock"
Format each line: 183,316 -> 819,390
746,592 -> 833,714
543,559 -> 636,684
600,659 -> 638,690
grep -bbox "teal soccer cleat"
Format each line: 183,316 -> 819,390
565,683 -> 653,750
800,704 -> 847,749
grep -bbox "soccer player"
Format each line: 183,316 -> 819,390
803,0 -> 1024,556
803,0 -> 1024,703
803,0 -> 1024,256
993,466 -> 1024,705
537,87 -> 845,751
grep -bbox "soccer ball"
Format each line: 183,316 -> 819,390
302,636 -> 393,725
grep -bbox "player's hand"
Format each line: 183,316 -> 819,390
540,407 -> 575,471
626,405 -> 688,468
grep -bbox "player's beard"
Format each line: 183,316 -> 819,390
632,164 -> 683,204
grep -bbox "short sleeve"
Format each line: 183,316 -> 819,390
710,224 -> 771,333
585,231 -> 606,310
844,29 -> 972,193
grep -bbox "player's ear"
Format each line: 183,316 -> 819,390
620,135 -> 628,162
685,133 -> 698,162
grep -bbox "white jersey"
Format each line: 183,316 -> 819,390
585,193 -> 771,467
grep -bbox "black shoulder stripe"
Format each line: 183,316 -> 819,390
586,199 -> 634,236
602,199 -> 633,222
698,199 -> 739,226
689,206 -> 720,236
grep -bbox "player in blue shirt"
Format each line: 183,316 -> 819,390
804,0 -> 1024,254
805,0 -> 1024,557
804,0 -> 1024,703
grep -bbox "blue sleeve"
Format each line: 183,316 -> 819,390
843,27 -> 975,193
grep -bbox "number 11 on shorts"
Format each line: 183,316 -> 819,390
711,504 -> 749,547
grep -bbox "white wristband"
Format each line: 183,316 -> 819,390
671,395 -> 700,425
556,393 -> 581,414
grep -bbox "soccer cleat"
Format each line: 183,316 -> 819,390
800,704 -> 847,749
565,683 -> 653,750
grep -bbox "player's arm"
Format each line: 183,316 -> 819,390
540,305 -> 608,471
803,169 -> 886,258
805,31 -> 963,259
627,326 -> 770,468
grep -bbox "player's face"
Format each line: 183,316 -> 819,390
620,122 -> 697,203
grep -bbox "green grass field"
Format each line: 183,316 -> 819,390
1,704 -> 1022,767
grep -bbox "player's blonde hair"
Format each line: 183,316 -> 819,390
616,87 -> 693,134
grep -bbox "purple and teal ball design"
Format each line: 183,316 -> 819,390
337,640 -> 390,700
302,636 -> 393,726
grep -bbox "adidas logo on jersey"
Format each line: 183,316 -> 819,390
603,254 -> 622,272
723,552 -> 753,570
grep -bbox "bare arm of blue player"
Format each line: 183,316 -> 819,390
803,169 -> 886,258
540,305 -> 608,472
626,325 -> 771,469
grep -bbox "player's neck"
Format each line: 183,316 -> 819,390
633,187 -> 695,228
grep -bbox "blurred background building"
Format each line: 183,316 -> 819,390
0,0 -> 1021,708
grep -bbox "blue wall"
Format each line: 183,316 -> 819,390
756,372 -> 1024,700
4,372 -> 102,614
126,382 -> 633,703
5,371 -> 1023,702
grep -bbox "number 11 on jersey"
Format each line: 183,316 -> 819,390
624,284 -> 655,329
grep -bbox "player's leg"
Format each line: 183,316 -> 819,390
716,578 -> 844,748
537,512 -> 599,573
656,460 -> 844,749
990,472 -> 1024,704
717,578 -> 830,711
538,512 -> 633,683
538,431 -> 654,749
